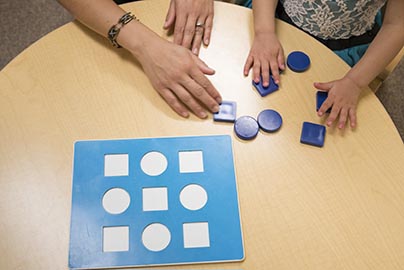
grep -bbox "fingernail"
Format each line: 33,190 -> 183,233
212,105 -> 220,112
182,112 -> 189,118
216,97 -> 222,104
200,111 -> 208,118
205,38 -> 209,45
318,111 -> 323,116
192,47 -> 198,55
327,121 -> 332,126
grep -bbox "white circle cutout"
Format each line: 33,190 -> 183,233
142,223 -> 171,252
140,151 -> 168,176
180,184 -> 208,211
102,188 -> 130,214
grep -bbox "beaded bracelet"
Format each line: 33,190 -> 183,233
107,12 -> 137,48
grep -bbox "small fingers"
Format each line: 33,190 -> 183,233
318,95 -> 333,116
314,81 -> 333,91
278,48 -> 285,70
338,108 -> 349,129
244,55 -> 254,76
269,59 -> 280,84
252,60 -> 261,84
261,61 -> 270,87
326,104 -> 341,127
349,107 -> 357,128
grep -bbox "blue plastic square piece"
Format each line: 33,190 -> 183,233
300,122 -> 326,147
69,135 -> 244,269
213,101 -> 237,122
316,91 -> 331,113
252,75 -> 279,97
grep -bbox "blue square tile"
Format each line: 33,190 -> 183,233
252,76 -> 279,97
300,122 -> 326,147
316,91 -> 331,113
213,101 -> 237,122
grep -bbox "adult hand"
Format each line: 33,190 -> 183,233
134,38 -> 221,119
315,76 -> 362,129
163,0 -> 214,55
244,32 -> 285,86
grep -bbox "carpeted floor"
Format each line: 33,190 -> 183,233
0,0 -> 72,70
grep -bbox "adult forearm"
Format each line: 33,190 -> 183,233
57,0 -> 159,55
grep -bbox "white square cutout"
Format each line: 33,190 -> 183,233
183,222 -> 210,248
104,154 -> 129,177
143,187 -> 168,211
179,151 -> 204,173
103,226 -> 129,252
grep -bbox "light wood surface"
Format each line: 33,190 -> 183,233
1,0 -> 404,269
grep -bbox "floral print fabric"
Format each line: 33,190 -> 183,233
281,0 -> 386,40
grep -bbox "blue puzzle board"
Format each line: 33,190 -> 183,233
69,135 -> 244,269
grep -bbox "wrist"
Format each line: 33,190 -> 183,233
344,74 -> 364,90
117,21 -> 161,58
254,28 -> 276,38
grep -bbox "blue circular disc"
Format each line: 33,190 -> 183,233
287,51 -> 310,72
234,116 -> 259,140
257,109 -> 282,132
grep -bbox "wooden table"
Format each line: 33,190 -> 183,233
1,0 -> 404,269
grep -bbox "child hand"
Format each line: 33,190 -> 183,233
244,32 -> 285,86
315,76 -> 362,129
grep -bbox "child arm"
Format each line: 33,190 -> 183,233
244,0 -> 285,86
317,0 -> 404,129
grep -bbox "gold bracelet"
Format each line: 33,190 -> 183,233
107,12 -> 137,48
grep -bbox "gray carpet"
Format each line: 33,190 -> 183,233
377,58 -> 404,142
0,0 -> 72,70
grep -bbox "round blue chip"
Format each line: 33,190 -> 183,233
234,116 -> 259,140
287,51 -> 310,72
257,109 -> 282,132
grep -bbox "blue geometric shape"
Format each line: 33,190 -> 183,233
69,135 -> 244,269
287,51 -> 310,72
213,101 -> 237,122
300,122 -> 326,147
316,91 -> 332,113
234,116 -> 259,140
257,109 -> 283,132
252,75 -> 279,97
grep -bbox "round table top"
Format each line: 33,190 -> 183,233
1,0 -> 404,269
